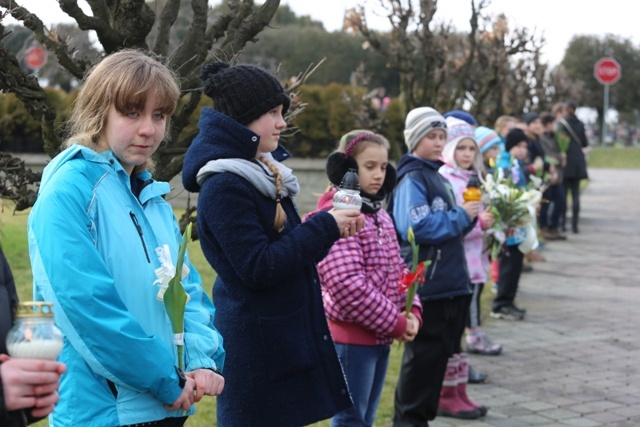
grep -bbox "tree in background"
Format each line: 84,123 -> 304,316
0,0 -> 281,210
345,0 -> 549,125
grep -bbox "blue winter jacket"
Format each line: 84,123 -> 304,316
28,145 -> 224,427
182,108 -> 352,426
388,154 -> 473,301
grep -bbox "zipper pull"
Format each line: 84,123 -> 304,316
129,212 -> 151,263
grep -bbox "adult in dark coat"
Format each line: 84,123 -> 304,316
182,62 -> 359,426
1,247 -> 66,427
558,102 -> 589,233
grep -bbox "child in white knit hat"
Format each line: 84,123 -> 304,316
388,107 -> 484,423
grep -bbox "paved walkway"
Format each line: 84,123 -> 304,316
433,168 -> 640,427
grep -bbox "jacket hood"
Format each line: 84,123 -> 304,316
396,154 -> 442,182
182,108 -> 292,193
40,145 -> 110,192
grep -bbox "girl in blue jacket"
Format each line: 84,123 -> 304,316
182,61 -> 363,427
28,50 -> 225,427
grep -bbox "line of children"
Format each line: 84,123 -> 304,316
309,130 -> 422,427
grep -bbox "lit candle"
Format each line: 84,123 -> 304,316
6,302 -> 63,361
333,169 -> 362,210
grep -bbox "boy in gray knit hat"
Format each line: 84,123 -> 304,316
388,106 -> 485,423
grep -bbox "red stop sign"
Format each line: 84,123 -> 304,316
594,57 -> 621,85
25,45 -> 47,70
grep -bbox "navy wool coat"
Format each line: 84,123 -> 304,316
182,108 -> 352,426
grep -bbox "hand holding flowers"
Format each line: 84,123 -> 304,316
482,170 -> 542,260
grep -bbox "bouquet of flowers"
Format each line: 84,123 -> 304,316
482,169 -> 542,260
555,127 -> 571,154
398,227 -> 430,316
555,125 -> 571,167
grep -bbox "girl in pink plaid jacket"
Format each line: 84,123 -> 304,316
306,130 -> 422,427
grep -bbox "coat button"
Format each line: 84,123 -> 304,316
251,136 -> 258,142
323,335 -> 329,341
341,389 -> 347,395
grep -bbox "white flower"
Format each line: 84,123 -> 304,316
153,244 -> 190,302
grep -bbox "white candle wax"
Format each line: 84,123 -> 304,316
8,340 -> 63,360
333,202 -> 361,210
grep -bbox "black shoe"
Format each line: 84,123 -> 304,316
522,264 -> 533,273
437,407 -> 482,419
468,365 -> 488,384
510,304 -> 526,315
490,305 -> 525,321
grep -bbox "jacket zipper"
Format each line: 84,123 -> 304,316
129,212 -> 151,263
429,249 -> 441,279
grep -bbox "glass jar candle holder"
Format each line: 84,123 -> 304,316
333,168 -> 362,210
6,301 -> 63,360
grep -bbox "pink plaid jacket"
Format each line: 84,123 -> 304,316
309,190 -> 422,346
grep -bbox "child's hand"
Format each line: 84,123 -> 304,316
164,375 -> 195,411
461,201 -> 480,220
0,354 -> 66,416
479,210 -> 495,230
329,209 -> 364,238
186,368 -> 225,401
398,312 -> 419,342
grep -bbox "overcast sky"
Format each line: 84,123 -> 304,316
282,0 -> 637,66
5,0 -> 637,66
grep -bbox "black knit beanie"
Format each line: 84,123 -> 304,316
200,61 -> 291,125
505,128 -> 528,152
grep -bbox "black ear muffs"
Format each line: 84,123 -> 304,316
382,163 -> 397,194
326,151 -> 359,187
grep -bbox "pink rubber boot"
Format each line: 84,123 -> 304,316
456,353 -> 488,416
437,355 -> 481,419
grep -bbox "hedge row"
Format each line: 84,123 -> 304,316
0,83 -> 407,160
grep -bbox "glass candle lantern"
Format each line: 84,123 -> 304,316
463,172 -> 482,202
6,301 -> 63,360
332,168 -> 362,210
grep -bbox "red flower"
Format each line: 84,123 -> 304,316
399,262 -> 425,293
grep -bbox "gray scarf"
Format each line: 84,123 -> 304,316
196,157 -> 300,200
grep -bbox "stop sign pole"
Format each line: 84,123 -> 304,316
594,57 -> 621,144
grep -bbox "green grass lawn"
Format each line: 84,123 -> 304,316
4,145 -> 637,426
587,145 -> 640,169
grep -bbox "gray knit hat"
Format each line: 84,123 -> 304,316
200,61 -> 290,126
404,107 -> 447,152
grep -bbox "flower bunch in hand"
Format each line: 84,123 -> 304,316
482,170 -> 542,260
398,227 -> 431,316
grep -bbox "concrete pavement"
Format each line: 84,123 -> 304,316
432,168 -> 640,427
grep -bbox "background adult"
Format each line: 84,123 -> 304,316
558,102 -> 589,233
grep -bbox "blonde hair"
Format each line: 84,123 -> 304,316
257,156 -> 287,232
337,129 -> 390,156
64,49 -> 181,173
493,115 -> 518,137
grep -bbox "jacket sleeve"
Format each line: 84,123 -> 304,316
317,236 -> 402,336
29,177 -> 184,405
198,174 -> 341,291
178,235 -> 225,373
392,175 -> 471,245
